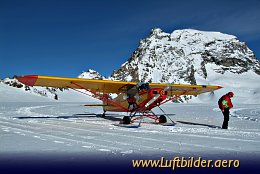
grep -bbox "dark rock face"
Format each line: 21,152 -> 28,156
111,28 -> 260,83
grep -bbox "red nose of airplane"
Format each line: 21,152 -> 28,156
16,75 -> 38,86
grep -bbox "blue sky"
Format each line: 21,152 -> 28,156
1,0 -> 260,79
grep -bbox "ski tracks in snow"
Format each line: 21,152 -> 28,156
0,103 -> 260,157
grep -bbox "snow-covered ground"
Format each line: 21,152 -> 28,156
0,102 -> 259,157
0,83 -> 260,173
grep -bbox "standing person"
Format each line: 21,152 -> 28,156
218,92 -> 234,129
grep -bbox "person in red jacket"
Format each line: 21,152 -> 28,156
218,92 -> 234,129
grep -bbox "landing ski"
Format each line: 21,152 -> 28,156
113,123 -> 140,128
152,122 -> 177,126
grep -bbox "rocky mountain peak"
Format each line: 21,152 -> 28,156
111,28 -> 260,84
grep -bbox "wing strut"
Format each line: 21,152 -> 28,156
157,105 -> 175,124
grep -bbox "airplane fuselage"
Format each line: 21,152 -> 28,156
103,88 -> 168,112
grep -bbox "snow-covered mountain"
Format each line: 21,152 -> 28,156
1,78 -> 59,100
78,69 -> 104,79
111,28 -> 259,82
0,78 -> 98,102
110,28 -> 260,104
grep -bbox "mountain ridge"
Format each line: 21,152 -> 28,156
110,28 -> 259,84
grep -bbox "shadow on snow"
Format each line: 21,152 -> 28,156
176,120 -> 221,129
14,114 -> 221,128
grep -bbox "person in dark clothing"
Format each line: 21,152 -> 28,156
218,92 -> 234,129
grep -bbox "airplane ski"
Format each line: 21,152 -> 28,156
113,123 -> 140,128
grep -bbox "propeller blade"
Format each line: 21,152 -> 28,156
145,81 -> 174,108
163,81 -> 174,92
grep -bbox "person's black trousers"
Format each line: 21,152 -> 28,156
222,108 -> 230,129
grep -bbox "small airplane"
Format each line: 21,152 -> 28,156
16,75 -> 222,126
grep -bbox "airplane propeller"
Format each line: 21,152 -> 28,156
145,81 -> 174,108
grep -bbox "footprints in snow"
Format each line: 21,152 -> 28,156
214,107 -> 259,122
231,114 -> 258,122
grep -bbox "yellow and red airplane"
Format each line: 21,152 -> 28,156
16,75 -> 222,125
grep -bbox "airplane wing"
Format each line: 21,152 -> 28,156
16,75 -> 137,94
16,75 -> 222,95
149,83 -> 222,96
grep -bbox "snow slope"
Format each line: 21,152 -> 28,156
192,66 -> 260,104
0,83 -> 99,103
